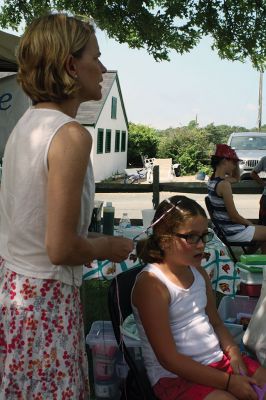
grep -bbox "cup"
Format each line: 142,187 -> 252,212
141,209 -> 156,229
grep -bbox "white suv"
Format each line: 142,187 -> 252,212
227,132 -> 266,180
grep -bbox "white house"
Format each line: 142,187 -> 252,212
76,71 -> 129,181
0,31 -> 129,181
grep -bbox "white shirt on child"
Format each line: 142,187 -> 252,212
132,263 -> 223,386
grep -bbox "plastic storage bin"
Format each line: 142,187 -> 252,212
86,321 -> 142,399
218,296 -> 258,344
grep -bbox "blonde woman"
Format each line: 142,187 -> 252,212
0,13 -> 133,399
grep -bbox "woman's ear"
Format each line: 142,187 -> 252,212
65,54 -> 78,79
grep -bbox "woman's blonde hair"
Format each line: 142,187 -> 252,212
136,195 -> 207,264
17,13 -> 95,102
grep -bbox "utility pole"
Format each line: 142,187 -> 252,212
258,71 -> 263,132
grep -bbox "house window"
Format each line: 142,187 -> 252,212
97,128 -> 104,154
111,97 -> 117,119
105,129 -> 112,153
115,130 -> 120,152
121,130 -> 126,152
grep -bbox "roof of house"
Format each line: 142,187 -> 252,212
0,30 -> 19,72
76,70 -> 128,128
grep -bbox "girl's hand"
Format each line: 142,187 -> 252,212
226,345 -> 247,375
230,356 -> 248,375
228,374 -> 258,400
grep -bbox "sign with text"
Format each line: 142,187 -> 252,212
0,74 -> 31,159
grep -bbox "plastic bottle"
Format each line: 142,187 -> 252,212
118,213 -> 131,236
102,202 -> 115,235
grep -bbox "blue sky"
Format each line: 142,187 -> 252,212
2,18 -> 262,130
97,30 -> 261,130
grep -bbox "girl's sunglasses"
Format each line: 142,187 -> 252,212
174,231 -> 214,244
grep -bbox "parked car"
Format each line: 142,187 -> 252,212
227,131 -> 266,180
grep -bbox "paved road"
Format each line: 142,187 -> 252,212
95,191 -> 261,221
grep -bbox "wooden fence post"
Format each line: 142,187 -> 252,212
152,165 -> 159,209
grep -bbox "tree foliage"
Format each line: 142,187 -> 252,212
1,1 -> 266,69
127,122 -> 159,167
129,121 -> 251,175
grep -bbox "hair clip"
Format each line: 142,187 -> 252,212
132,199 -> 181,242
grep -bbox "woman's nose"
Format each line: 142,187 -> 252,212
100,61 -> 107,74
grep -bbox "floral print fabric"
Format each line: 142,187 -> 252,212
0,257 -> 90,400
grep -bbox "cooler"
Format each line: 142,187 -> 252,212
86,321 -> 142,399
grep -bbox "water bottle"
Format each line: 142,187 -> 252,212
102,202 -> 115,235
118,213 -> 131,237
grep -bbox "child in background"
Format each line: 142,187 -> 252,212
251,156 -> 266,226
208,144 -> 266,253
132,195 -> 266,400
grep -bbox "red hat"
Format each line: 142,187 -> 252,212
214,144 -> 241,161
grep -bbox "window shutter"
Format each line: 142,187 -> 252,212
105,129 -> 112,153
121,131 -> 126,152
115,130 -> 120,152
111,97 -> 117,119
97,128 -> 104,154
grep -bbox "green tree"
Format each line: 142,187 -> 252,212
1,1 -> 266,69
128,122 -> 159,167
157,125 -> 212,174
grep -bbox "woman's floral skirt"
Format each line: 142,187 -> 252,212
0,257 -> 90,399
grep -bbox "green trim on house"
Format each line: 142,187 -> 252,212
115,130 -> 120,152
97,128 -> 104,154
105,129 -> 112,153
121,130 -> 126,152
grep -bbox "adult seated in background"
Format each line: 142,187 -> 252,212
207,144 -> 266,253
251,155 -> 266,226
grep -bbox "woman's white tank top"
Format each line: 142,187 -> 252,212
0,107 -> 95,286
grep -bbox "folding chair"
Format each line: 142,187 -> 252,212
205,196 -> 257,263
108,266 -> 158,400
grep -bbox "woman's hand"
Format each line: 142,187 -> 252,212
228,374 -> 258,399
98,236 -> 134,262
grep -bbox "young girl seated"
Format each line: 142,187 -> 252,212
132,195 -> 266,400
207,144 -> 266,253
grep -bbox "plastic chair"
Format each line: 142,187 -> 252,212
205,196 -> 257,263
108,266 -> 158,400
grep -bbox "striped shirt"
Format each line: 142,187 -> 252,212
207,177 -> 246,237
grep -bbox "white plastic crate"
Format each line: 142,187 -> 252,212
239,267 -> 263,285
218,296 -> 258,344
86,321 -> 142,400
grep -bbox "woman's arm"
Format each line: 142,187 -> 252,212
217,180 -> 252,226
45,122 -> 133,265
251,170 -> 266,188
